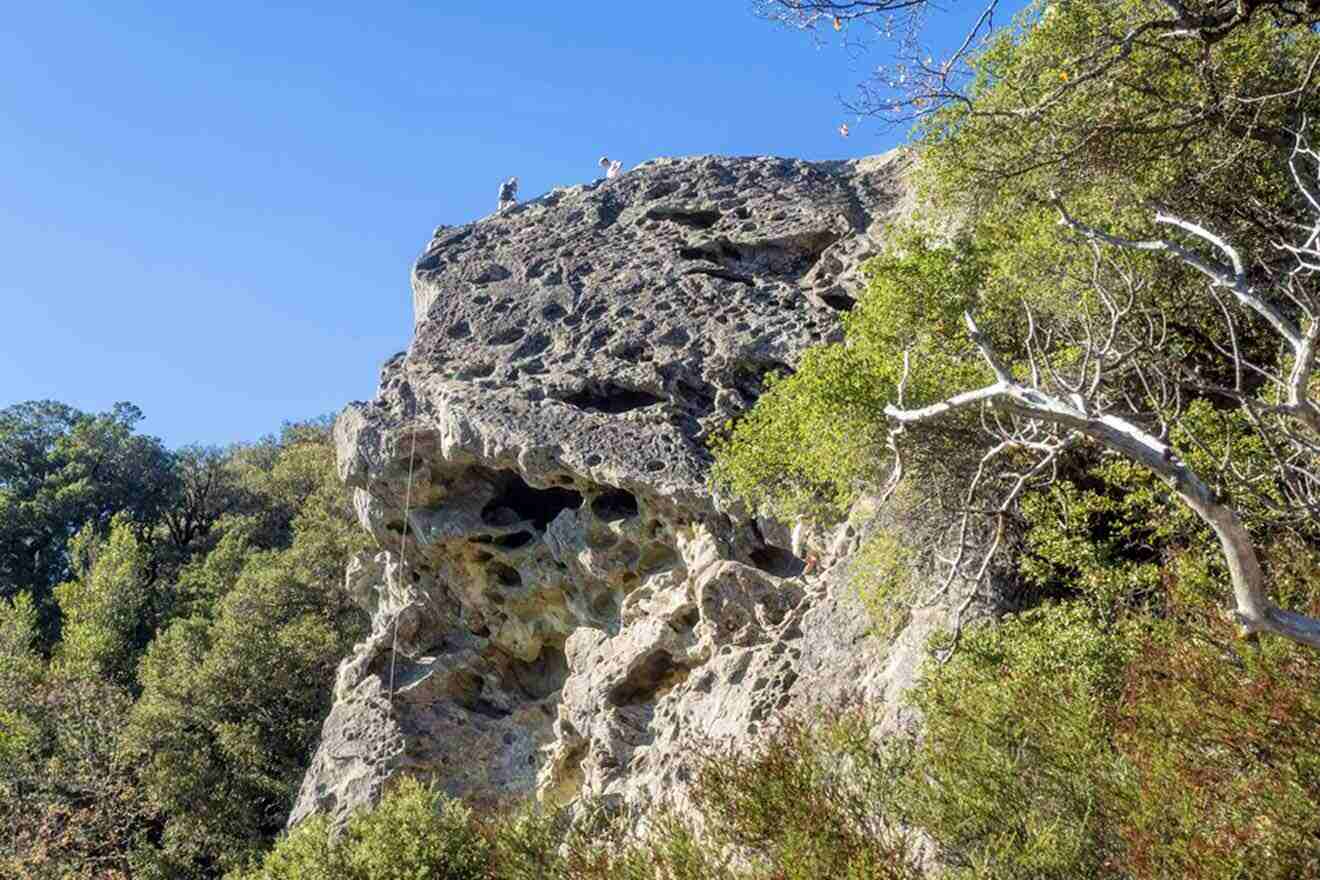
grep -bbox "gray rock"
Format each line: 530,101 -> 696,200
291,149 -> 940,830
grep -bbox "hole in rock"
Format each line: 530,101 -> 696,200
679,609 -> 700,630
591,489 -> 640,522
489,562 -> 523,588
645,206 -> 721,229
512,333 -> 551,360
469,264 -> 512,284
508,646 -> 569,700
456,673 -> 512,719
595,198 -> 623,229
591,591 -> 618,619
683,266 -> 754,286
591,530 -> 619,550
643,181 -> 680,200
672,377 -> 716,415
458,362 -> 495,380
821,292 -> 857,312
486,327 -> 525,346
482,475 -> 583,531
562,383 -> 665,415
655,326 -> 689,347
749,545 -> 807,578
608,650 -> 689,707
639,543 -> 679,574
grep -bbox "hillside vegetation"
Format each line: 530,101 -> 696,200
0,407 -> 367,877
7,1 -> 1320,877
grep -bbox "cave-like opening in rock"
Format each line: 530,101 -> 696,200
749,545 -> 807,578
489,561 -> 522,588
607,650 -> 688,707
508,645 -> 569,701
820,291 -> 858,312
646,206 -> 722,229
482,474 -> 584,531
562,383 -> 665,415
591,489 -> 640,522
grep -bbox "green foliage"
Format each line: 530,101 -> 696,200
883,592 -> 1320,879
227,634 -> 1320,880
11,6 -> 1320,878
899,604 -> 1135,879
122,429 -> 367,876
169,516 -> 260,621
918,0 -> 1319,259
714,0 -> 1320,536
1115,608 -> 1320,879
849,529 -> 918,639
234,778 -> 490,880
0,668 -> 161,880
1,415 -> 367,878
712,232 -> 993,521
0,594 -> 43,769
238,718 -> 921,880
687,711 -> 920,880
53,516 -> 155,689
0,401 -> 175,644
712,10 -> 1320,874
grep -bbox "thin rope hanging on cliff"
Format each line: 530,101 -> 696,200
387,402 -> 419,704
497,176 -> 519,212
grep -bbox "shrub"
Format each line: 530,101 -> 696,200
234,777 -> 490,880
688,710 -> 921,880
1115,608 -> 1320,880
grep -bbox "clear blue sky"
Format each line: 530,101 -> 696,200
0,1 -> 996,449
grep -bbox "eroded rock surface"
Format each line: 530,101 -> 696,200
291,150 -> 933,829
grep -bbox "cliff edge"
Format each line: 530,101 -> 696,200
291,150 -> 939,828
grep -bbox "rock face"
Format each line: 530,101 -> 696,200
291,150 -> 934,829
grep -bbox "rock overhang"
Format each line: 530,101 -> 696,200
295,148 -> 917,829
343,150 -> 909,507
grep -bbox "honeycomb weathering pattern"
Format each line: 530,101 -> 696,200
291,149 -> 946,830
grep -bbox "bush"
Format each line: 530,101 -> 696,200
688,711 -> 920,880
898,603 -> 1134,879
235,777 -> 490,880
1115,608 -> 1320,880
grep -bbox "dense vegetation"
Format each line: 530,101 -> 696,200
711,0 -> 1320,876
0,404 -> 367,878
10,1 -> 1320,877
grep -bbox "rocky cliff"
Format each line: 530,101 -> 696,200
291,150 -> 942,829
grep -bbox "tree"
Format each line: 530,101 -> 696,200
160,445 -> 246,558
0,401 -> 174,643
880,128 -> 1320,647
53,516 -> 156,689
0,590 -> 161,880
721,0 -> 1320,650
121,427 -> 367,876
757,0 -> 1320,137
